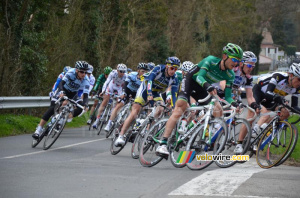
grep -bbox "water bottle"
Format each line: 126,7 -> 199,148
187,119 -> 197,131
178,118 -> 187,134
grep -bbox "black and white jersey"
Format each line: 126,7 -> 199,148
257,72 -> 300,97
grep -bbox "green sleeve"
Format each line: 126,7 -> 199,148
195,68 -> 210,90
93,74 -> 103,91
224,78 -> 234,103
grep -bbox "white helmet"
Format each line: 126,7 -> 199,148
117,63 -> 127,72
181,61 -> 194,72
87,64 -> 93,74
242,51 -> 257,63
289,62 -> 300,78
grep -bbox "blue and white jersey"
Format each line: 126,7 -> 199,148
125,72 -> 142,92
52,72 -> 65,92
78,74 -> 96,97
62,68 -> 90,94
233,69 -> 253,89
142,64 -> 178,93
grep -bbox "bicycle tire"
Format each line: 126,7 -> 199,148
215,118 -> 251,168
43,114 -> 67,150
275,123 -> 298,166
186,118 -> 227,170
131,126 -> 146,159
139,119 -> 167,167
31,125 -> 50,148
170,138 -> 187,168
110,125 -> 128,155
89,102 -> 101,131
256,120 -> 293,169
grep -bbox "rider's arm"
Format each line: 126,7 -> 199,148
224,82 -> 234,104
101,72 -> 113,93
52,73 -> 64,92
83,93 -> 89,107
170,78 -> 179,107
145,66 -> 160,95
291,95 -> 300,112
122,81 -> 129,96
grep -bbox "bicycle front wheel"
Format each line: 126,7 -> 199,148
43,114 -> 67,150
256,120 -> 293,169
186,118 -> 227,170
215,118 -> 251,168
139,119 -> 167,167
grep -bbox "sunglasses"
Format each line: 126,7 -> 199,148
119,70 -> 126,73
168,66 -> 178,71
244,63 -> 255,68
78,70 -> 87,74
228,56 -> 241,63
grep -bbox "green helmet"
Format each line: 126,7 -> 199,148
222,43 -> 243,60
104,66 -> 112,75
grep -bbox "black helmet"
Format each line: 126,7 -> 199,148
75,61 -> 89,70
137,62 -> 150,70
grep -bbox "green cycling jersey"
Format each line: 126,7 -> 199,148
93,74 -> 106,92
192,55 -> 235,103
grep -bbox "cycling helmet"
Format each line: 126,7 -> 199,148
127,68 -> 132,73
148,62 -> 155,70
87,65 -> 94,74
137,62 -> 150,70
104,66 -> 112,75
289,62 -> 300,78
181,61 -> 194,72
165,56 -> 181,68
63,66 -> 71,73
242,51 -> 257,63
75,61 -> 89,70
117,63 -> 127,71
223,43 -> 243,60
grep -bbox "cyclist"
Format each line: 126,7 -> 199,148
156,43 -> 243,155
104,63 -> 150,132
250,62 -> 300,146
32,61 -> 90,139
92,64 -> 127,128
78,64 -> 95,98
114,56 -> 180,146
87,66 -> 112,125
166,61 -> 194,104
49,66 -> 71,98
222,51 -> 260,153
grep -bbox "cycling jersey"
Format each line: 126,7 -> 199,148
125,72 -> 142,92
78,74 -> 95,97
102,70 -> 127,95
52,72 -> 65,92
175,70 -> 183,85
192,55 -> 235,103
93,74 -> 106,92
136,65 -> 178,106
253,72 -> 300,109
232,68 -> 253,89
62,68 -> 90,95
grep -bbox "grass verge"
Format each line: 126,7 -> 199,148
0,114 -> 90,138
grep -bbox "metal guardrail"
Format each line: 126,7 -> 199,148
0,97 -> 94,109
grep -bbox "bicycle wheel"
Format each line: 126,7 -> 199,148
256,120 -> 293,169
131,126 -> 146,159
43,114 -> 67,150
110,124 -> 128,155
32,124 -> 50,148
89,102 -> 101,131
186,118 -> 227,170
170,136 -> 187,168
275,124 -> 298,166
139,119 -> 167,167
97,104 -> 111,135
215,118 -> 251,168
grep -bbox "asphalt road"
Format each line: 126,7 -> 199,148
0,126 -> 300,198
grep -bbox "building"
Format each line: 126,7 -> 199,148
259,28 -> 285,71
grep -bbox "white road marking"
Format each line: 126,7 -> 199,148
169,160 -> 269,197
1,138 -> 106,159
